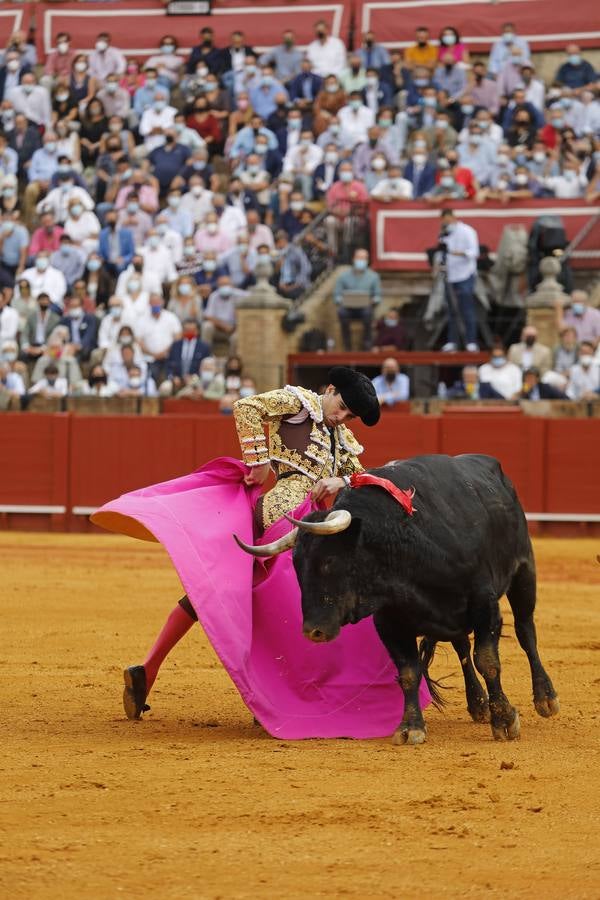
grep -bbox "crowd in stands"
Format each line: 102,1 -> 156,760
0,21 -> 599,409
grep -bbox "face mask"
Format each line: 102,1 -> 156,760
2,221 -> 14,234
203,260 -> 216,272
120,334 -> 133,345
524,335 -> 536,347
478,121 -> 490,131
126,202 -> 139,214
366,77 -> 378,88
502,31 -> 514,43
354,258 -> 368,271
109,123 -> 121,134
497,178 -> 508,191
161,44 -> 175,54
238,243 -> 248,254
290,200 -> 304,212
261,76 -> 273,88
106,82 -> 118,94
46,378 -> 57,386
560,97 -> 572,109
45,142 -> 56,154
239,386 -> 254,398
247,164 -> 260,176
36,258 -> 49,271
326,83 -> 338,94
178,283 -> 192,296
340,170 -> 352,183
127,279 -> 140,293
384,317 -> 397,328
435,119 -> 448,130
129,376 -> 142,388
441,175 -> 454,188
57,41 -> 69,54
69,307 -> 83,319
470,134 -> 482,145
219,285 -> 232,298
75,61 -> 87,73
412,154 -> 426,166
378,119 -> 391,129
193,161 -> 206,170
157,223 -> 168,236
491,356 -> 505,367
422,96 -> 437,107
57,164 -> 71,175
168,195 -> 180,208
38,302 -> 50,311
372,158 -> 386,170
533,152 -> 546,163
414,78 -> 429,87
201,370 -> 215,386
569,55 -> 581,66
154,101 -> 166,112
109,306 -> 122,317
150,304 -> 162,315
70,204 -> 83,217
288,119 -> 301,130
145,77 -> 157,88
183,245 -> 195,257
3,351 -> 17,362
7,60 -> 19,72
300,138 -> 312,147
148,235 -> 160,248
414,139 -> 427,150
87,258 -> 101,271
206,222 -> 218,234
350,100 -> 362,111
226,375 -> 241,391
2,188 -> 15,198
441,34 -> 456,46
461,105 -> 474,116
571,302 -> 585,316
564,170 -> 576,181
325,151 -> 338,164
552,118 -> 564,128
95,40 -> 108,52
515,173 -> 529,185
22,84 -> 34,95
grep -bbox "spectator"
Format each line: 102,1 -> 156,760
555,45 -> 596,91
447,364 -> 504,400
88,33 -> 126,81
542,157 -> 588,198
325,161 -> 369,257
201,274 -> 248,350
566,342 -> 600,399
249,65 -> 288,120
439,209 -> 480,352
0,213 -> 28,287
519,367 -> 568,400
21,251 -> 67,309
259,30 -> 303,84
404,27 -> 438,72
97,296 -> 132,353
404,146 -> 437,197
30,333 -> 82,387
437,26 -> 469,64
358,30 -> 391,73
58,294 -> 98,362
75,364 -> 119,398
553,326 -> 579,373
219,233 -> 257,290
283,129 -> 323,199
50,233 -> 86,289
97,72 -> 131,120
20,292 -> 60,361
195,210 -> 234,256
372,357 -> 410,406
373,307 -> 408,351
306,20 -> 346,78
338,91 -> 375,148
271,229 -> 311,300
7,72 -> 51,129
117,363 -> 157,398
468,60 -> 500,116
434,51 -> 467,102
28,361 -> 68,398
168,275 -> 203,322
146,35 -> 184,88
507,325 -> 552,374
478,344 -> 522,399
140,90 -> 177,153
63,196 -> 100,255
186,27 -> 222,76
340,54 -> 367,95
287,58 -> 323,112
163,317 -> 211,396
488,23 -> 530,77
557,291 -> 600,344
0,358 -> 24,408
138,293 -> 182,382
370,164 -> 413,200
313,75 -> 347,137
99,209 -> 135,276
0,287 -> 18,342
44,32 -> 75,84
334,248 -> 381,351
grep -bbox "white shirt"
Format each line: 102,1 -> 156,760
205,289 -> 247,329
116,266 -> 161,297
29,376 -> 68,396
179,189 -> 214,226
21,265 -> 67,309
7,85 -> 52,128
120,292 -> 151,328
37,185 -> 93,225
444,221 -> 479,283
218,206 -> 247,237
64,211 -> 101,250
0,304 -> 19,342
338,105 -> 375,149
478,361 -> 522,399
543,172 -> 587,199
139,245 -> 177,285
524,78 -> 545,113
138,309 -> 182,356
568,100 -> 600,137
370,177 -> 413,200
97,310 -> 136,349
158,227 -> 183,265
283,142 -> 323,175
139,105 -> 177,152
306,36 -> 347,77
567,363 -> 600,399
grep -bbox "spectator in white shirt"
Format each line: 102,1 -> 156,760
37,176 -> 93,226
97,296 -> 134,351
87,32 -> 127,81
283,129 -> 323,200
306,20 -> 346,78
7,73 -> 52,128
543,159 -> 588,198
488,23 -> 531,77
478,345 -> 523,399
338,92 -> 375,149
519,62 -> 545,113
0,359 -> 24,407
569,90 -> 600,137
64,197 -> 100,256
139,91 -> 177,153
179,175 -> 213,227
138,293 -> 182,381
116,257 -> 161,299
139,230 -> 177,287
567,342 -> 600,399
21,252 -> 67,309
212,193 -> 247,237
370,165 -> 413,200
155,213 -> 183,266
74,364 -> 120,398
439,209 -> 480,352
0,290 -> 19,344
28,362 -> 69,397
117,363 -> 157,398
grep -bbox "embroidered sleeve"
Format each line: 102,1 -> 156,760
336,425 -> 365,477
233,389 -> 304,467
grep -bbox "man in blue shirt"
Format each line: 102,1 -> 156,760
272,229 -> 311,300
488,23 -> 531,77
133,68 -> 170,120
372,357 -> 410,406
555,44 -> 597,90
334,248 -> 381,350
0,214 -> 28,287
357,31 -> 390,73
230,115 -> 278,160
249,67 -> 289,121
259,31 -> 303,85
23,131 -> 59,228
149,132 -> 190,193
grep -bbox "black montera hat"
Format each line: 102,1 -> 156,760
327,366 -> 381,426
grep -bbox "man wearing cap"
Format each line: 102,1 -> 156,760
116,366 -> 381,720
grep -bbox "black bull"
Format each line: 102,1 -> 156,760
238,454 -> 559,745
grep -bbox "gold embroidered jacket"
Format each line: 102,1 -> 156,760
233,384 -> 365,483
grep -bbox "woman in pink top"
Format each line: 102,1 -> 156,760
437,26 -> 470,64
120,60 -> 145,97
194,211 -> 234,255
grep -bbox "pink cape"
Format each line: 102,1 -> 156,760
92,457 -> 430,739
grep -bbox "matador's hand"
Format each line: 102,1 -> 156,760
244,462 -> 271,486
311,477 -> 345,502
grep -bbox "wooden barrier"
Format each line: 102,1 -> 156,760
1,413 -> 599,533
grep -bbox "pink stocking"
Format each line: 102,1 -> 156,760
143,603 -> 195,693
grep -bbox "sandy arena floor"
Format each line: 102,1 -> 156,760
1,533 -> 599,899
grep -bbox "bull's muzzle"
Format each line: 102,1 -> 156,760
303,623 -> 338,643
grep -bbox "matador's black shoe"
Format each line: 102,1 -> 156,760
123,665 -> 151,720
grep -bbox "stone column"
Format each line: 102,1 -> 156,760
236,263 -> 291,392
525,256 -> 570,349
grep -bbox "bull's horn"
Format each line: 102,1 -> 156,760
233,528 -> 298,557
284,509 -> 352,535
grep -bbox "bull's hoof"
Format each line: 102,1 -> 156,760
491,709 -> 520,742
392,726 -> 427,746
534,695 -> 560,718
468,699 -> 491,724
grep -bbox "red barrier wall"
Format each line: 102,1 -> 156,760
1,414 -> 599,531
371,200 -> 600,272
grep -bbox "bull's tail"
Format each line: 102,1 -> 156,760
418,637 -> 447,711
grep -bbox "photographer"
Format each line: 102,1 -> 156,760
438,209 -> 480,352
